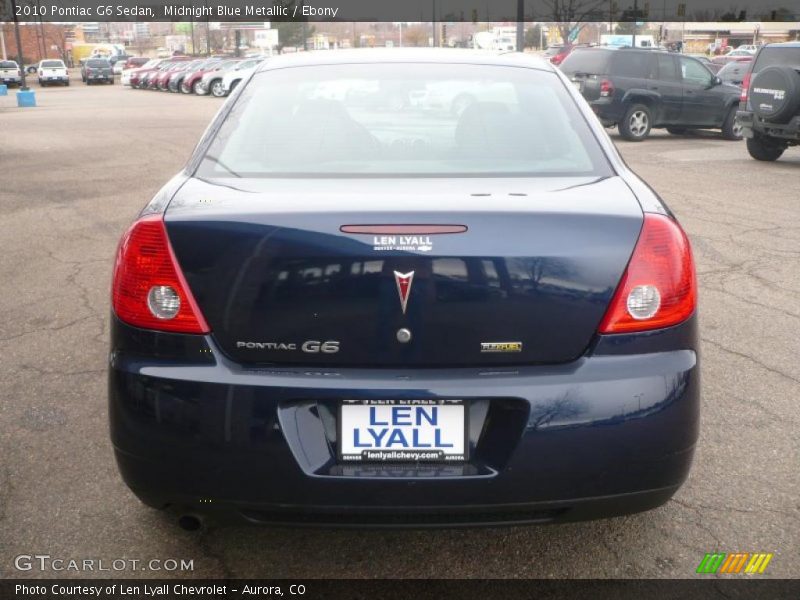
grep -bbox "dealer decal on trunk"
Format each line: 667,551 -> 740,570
373,235 -> 433,252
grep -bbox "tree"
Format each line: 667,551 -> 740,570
524,24 -> 544,49
543,0 -> 607,46
273,1 -> 314,52
614,21 -> 637,35
402,25 -> 429,47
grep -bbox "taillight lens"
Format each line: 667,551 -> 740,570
741,72 -> 751,102
112,215 -> 209,334
600,79 -> 614,97
598,214 -> 696,334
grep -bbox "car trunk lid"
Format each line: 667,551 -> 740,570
164,176 -> 643,367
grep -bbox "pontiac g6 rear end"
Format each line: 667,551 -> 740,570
109,50 -> 699,526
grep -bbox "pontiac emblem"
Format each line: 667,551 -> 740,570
393,271 -> 414,314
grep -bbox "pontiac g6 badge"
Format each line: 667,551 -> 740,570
394,271 -> 414,314
481,342 -> 523,353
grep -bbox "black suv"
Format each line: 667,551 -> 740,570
80,58 -> 114,85
736,42 -> 800,161
560,47 -> 742,141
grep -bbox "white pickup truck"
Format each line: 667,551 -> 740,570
0,60 -> 22,87
38,59 -> 70,86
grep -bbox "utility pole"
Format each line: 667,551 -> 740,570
190,21 -> 195,55
35,0 -> 46,59
10,0 -> 28,90
1,27 -> 7,60
632,0 -> 638,47
515,0 -> 524,51
205,0 -> 210,56
432,0 -> 438,47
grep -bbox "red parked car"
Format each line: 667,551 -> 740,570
123,57 -> 149,70
128,59 -> 167,89
131,57 -> 191,89
152,61 -> 192,91
180,58 -> 227,94
546,44 -> 588,66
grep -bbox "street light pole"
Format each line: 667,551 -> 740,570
432,0 -> 438,47
516,0 -> 524,52
10,0 -> 29,90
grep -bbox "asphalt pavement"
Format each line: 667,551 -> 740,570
0,74 -> 798,579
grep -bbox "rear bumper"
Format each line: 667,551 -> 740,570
586,99 -> 622,125
109,316 -> 699,525
737,109 -> 800,141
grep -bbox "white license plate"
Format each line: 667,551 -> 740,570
339,400 -> 467,463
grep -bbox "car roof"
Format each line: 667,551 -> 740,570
762,41 -> 800,48
254,48 -> 555,74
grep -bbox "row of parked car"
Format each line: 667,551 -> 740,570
122,55 -> 265,97
557,42 -> 800,161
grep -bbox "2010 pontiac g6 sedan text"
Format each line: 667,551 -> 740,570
109,50 -> 699,527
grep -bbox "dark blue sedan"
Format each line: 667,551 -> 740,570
109,50 -> 699,528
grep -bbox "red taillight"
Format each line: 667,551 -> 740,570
600,79 -> 614,97
112,215 -> 209,334
740,72 -> 751,103
598,214 -> 696,334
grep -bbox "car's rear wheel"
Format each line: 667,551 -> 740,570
666,127 -> 686,135
721,106 -> 743,141
619,104 -> 652,141
746,134 -> 786,161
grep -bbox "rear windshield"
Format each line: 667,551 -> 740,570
559,50 -> 612,76
41,60 -> 64,68
0,61 -> 18,69
87,59 -> 109,67
197,63 -> 611,178
754,46 -> 800,72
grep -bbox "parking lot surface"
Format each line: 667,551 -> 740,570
0,77 -> 798,579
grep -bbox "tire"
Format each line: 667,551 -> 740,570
210,79 -> 226,97
746,134 -> 786,161
181,81 -> 192,94
192,80 -> 203,95
65,80 -> 69,86
619,104 -> 652,141
721,106 -> 743,141
749,66 -> 800,124
666,127 -> 686,135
